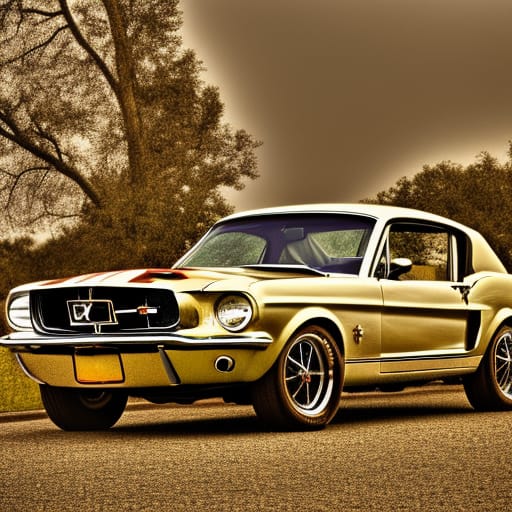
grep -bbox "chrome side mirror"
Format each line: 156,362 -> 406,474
388,258 -> 412,280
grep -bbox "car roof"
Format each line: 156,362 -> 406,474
221,203 -> 468,230
220,203 -> 507,274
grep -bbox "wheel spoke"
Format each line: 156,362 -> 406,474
496,357 -> 510,372
299,343 -> 305,369
305,343 -> 313,372
498,370 -> 511,391
285,337 -> 327,409
253,326 -> 342,429
287,355 -> 307,372
496,335 -> 512,396
504,336 -> 512,357
497,360 -> 512,388
292,380 -> 305,399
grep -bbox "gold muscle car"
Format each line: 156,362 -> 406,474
3,204 -> 512,430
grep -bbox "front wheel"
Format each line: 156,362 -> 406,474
40,385 -> 128,431
463,326 -> 512,411
252,325 -> 344,430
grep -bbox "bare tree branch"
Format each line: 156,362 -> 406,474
1,163 -> 82,227
0,0 -> 260,253
58,0 -> 119,99
2,24 -> 68,65
0,109 -> 102,206
21,8 -> 61,19
32,120 -> 66,161
0,165 -> 50,210
0,2 -> 61,29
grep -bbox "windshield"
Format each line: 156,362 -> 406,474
177,213 -> 376,274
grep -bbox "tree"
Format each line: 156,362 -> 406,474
365,144 -> 512,270
0,0 -> 259,268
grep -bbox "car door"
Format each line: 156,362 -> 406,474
376,221 -> 474,373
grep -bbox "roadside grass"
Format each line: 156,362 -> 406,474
0,347 -> 41,412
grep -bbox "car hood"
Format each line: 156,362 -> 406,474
11,266 -> 334,295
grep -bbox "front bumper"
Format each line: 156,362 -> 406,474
2,331 -> 273,349
2,331 -> 274,389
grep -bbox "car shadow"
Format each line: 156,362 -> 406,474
109,385 -> 476,436
331,384 -> 475,425
332,402 -> 474,426
114,413 -> 260,436
9,385 -> 478,438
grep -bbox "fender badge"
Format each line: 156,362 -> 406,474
353,324 -> 364,344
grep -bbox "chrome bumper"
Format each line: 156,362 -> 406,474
1,331 -> 273,350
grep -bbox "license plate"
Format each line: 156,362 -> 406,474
74,352 -> 124,384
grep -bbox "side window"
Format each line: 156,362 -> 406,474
386,223 -> 453,281
309,229 -> 369,258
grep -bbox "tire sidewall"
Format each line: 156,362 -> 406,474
40,385 -> 128,430
486,326 -> 512,407
276,325 -> 344,427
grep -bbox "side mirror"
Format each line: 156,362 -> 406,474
388,258 -> 412,280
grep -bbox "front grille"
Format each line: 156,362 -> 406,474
30,286 -> 179,334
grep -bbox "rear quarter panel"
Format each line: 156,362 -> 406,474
466,272 -> 512,354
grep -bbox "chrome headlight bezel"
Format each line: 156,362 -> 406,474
215,294 -> 254,332
6,292 -> 32,331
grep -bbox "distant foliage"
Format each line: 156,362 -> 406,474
0,348 -> 41,412
0,0 -> 260,275
0,2 -> 262,410
365,145 -> 512,271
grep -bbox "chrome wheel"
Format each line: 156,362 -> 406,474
284,333 -> 334,416
464,326 -> 512,411
252,325 -> 344,430
495,331 -> 512,399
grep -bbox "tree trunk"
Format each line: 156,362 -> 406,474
102,0 -> 148,187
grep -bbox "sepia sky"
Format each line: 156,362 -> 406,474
180,0 -> 512,212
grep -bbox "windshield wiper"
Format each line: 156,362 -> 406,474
240,264 -> 327,276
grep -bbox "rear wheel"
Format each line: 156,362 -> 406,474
463,326 -> 512,411
252,325 -> 344,430
40,385 -> 128,431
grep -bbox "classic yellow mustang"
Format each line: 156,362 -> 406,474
3,204 -> 512,430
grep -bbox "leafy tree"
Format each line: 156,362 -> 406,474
365,145 -> 512,270
0,238 -> 38,298
0,0 -> 259,269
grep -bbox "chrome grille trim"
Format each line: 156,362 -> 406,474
30,286 -> 179,335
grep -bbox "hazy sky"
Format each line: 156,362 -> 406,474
180,0 -> 512,212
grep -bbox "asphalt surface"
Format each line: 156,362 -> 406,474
1,384 -> 511,512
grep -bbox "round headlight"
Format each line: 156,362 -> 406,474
216,295 -> 253,332
7,293 -> 32,330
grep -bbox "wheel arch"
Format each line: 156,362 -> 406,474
480,308 -> 512,354
498,315 -> 512,329
277,307 -> 346,357
251,310 -> 346,429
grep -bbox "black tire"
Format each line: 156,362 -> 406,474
40,385 -> 128,431
252,325 -> 344,430
463,326 -> 512,411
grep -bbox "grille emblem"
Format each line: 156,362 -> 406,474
71,302 -> 93,322
137,306 -> 158,316
67,300 -> 118,333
